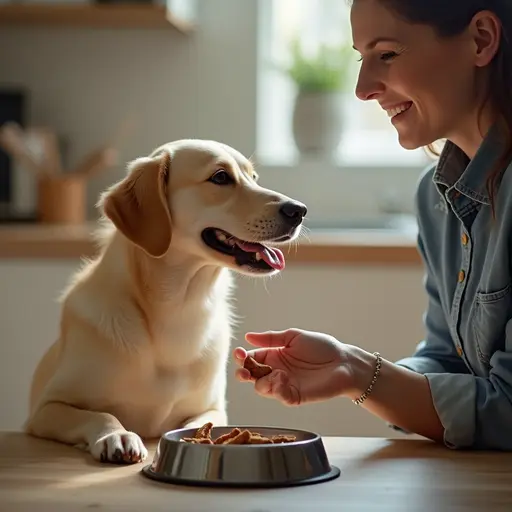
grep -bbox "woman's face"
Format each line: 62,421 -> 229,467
351,0 -> 496,156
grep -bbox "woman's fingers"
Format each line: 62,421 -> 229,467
250,370 -> 300,406
234,367 -> 252,381
232,346 -> 273,367
233,346 -> 247,365
245,329 -> 301,348
236,365 -> 302,406
234,337 -> 303,405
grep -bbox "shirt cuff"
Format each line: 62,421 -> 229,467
395,356 -> 446,374
424,372 -> 477,449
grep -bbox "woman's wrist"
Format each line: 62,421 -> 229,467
338,345 -> 445,443
341,345 -> 382,401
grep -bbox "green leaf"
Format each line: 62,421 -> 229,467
283,38 -> 356,93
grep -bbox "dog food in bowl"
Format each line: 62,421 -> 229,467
141,422 -> 340,488
181,422 -> 296,445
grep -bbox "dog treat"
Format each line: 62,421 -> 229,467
224,429 -> 252,445
181,423 -> 296,445
245,433 -> 274,444
213,427 -> 242,444
243,355 -> 273,379
269,434 -> 297,443
193,421 -> 213,440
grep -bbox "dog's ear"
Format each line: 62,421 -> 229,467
100,151 -> 172,258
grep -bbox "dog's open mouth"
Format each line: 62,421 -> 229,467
201,228 -> 286,272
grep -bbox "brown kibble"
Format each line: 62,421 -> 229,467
270,435 -> 297,443
193,421 -> 213,440
247,433 -> 273,444
214,428 -> 242,444
224,430 -> 252,444
194,438 -> 213,444
181,422 -> 297,445
244,355 -> 272,379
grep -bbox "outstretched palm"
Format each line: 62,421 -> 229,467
233,328 -> 353,405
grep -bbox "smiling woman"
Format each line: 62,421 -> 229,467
351,0 -> 512,213
239,0 -> 512,452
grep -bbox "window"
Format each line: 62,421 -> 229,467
256,0 -> 429,168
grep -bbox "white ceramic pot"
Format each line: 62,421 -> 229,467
292,91 -> 344,156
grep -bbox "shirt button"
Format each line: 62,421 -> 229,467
458,270 -> 466,282
461,232 -> 468,245
456,346 -> 463,356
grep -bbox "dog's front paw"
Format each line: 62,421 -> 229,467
90,431 -> 148,464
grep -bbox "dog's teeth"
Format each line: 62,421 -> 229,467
255,252 -> 262,261
217,233 -> 227,242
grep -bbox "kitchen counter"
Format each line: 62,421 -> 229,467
1,432 -> 511,511
0,222 -> 421,265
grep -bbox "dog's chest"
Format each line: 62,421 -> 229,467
149,293 -> 232,368
113,325 -> 228,435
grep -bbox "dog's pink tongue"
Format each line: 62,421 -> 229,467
236,241 -> 285,270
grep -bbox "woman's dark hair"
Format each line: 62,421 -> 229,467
353,0 -> 512,216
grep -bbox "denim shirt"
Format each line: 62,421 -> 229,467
394,125 -> 512,450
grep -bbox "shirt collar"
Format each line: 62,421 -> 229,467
432,123 -> 505,205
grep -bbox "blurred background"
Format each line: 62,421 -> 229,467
0,0 -> 428,439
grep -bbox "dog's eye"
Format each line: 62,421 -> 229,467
209,170 -> 233,186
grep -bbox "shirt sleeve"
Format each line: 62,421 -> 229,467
390,173 -> 512,450
423,349 -> 512,450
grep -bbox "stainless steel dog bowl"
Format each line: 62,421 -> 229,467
141,425 -> 340,488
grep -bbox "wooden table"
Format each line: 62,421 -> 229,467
1,432 -> 511,511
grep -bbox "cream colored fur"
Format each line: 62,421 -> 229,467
25,139 -> 306,464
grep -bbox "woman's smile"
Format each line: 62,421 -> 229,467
382,101 -> 413,120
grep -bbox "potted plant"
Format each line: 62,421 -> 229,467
284,38 -> 355,157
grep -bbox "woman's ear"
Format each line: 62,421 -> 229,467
470,10 -> 502,67
100,151 -> 172,258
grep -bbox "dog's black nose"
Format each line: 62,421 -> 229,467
279,201 -> 307,227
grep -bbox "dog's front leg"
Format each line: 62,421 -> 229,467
25,402 -> 148,464
181,408 -> 228,430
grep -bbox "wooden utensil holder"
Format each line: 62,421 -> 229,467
38,175 -> 86,225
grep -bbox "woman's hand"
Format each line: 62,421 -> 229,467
233,328 -> 360,405
233,327 -> 445,444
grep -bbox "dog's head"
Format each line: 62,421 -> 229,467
99,139 -> 307,276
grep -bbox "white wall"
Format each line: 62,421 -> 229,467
0,259 -> 426,439
0,0 -> 259,218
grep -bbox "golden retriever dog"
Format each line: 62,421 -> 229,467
24,139 -> 307,464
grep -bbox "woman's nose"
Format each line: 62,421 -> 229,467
355,65 -> 385,101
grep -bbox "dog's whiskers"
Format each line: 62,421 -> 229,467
300,223 -> 311,237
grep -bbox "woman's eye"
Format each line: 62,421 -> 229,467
381,51 -> 398,61
356,51 -> 398,63
209,169 -> 233,185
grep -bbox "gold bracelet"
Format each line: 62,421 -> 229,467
352,352 -> 382,405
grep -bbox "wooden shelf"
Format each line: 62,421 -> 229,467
0,3 -> 194,32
